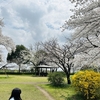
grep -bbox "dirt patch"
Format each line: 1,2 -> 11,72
34,84 -> 55,100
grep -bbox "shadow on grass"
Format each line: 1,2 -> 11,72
64,95 -> 100,100
0,76 -> 9,79
43,84 -> 85,100
45,83 -> 72,89
0,76 -> 13,79
63,93 -> 84,100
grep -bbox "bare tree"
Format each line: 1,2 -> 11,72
42,39 -> 84,84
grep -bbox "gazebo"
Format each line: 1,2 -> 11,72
35,65 -> 58,76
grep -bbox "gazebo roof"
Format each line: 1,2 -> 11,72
37,65 -> 58,68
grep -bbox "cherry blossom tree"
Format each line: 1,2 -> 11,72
0,31 -> 15,53
62,0 -> 100,68
0,19 -> 16,64
20,43 -> 47,74
62,0 -> 100,39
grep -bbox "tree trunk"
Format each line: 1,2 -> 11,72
67,75 -> 71,84
18,64 -> 21,73
64,66 -> 71,84
4,67 -> 9,77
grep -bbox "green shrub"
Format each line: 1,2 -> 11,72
72,70 -> 100,100
48,72 -> 65,87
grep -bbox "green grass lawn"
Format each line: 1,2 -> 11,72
0,75 -> 82,100
40,84 -> 83,100
0,75 -> 49,100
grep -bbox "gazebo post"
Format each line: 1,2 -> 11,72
50,68 -> 51,72
56,68 -> 57,71
46,68 -> 47,73
41,68 -> 42,73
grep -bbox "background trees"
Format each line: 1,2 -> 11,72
7,45 -> 27,73
20,43 -> 47,74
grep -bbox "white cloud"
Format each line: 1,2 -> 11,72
0,0 -> 74,48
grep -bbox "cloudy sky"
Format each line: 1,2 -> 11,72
0,0 -> 74,48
